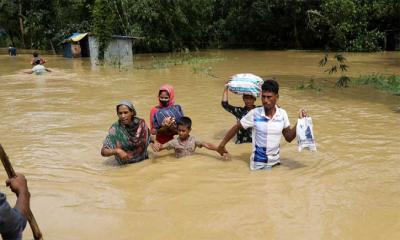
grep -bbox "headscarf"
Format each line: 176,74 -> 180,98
157,84 -> 175,107
116,100 -> 136,115
116,100 -> 139,135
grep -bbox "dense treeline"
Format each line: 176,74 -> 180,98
0,0 -> 399,53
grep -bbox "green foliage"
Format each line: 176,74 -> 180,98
91,0 -> 114,61
136,52 -> 223,78
147,53 -> 224,69
355,74 -> 400,95
296,79 -> 322,91
336,76 -> 351,88
0,0 -> 399,52
0,0 -> 19,46
306,0 -> 386,51
320,52 -> 351,88
347,30 -> 384,52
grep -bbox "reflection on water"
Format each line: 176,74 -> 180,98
0,51 -> 399,240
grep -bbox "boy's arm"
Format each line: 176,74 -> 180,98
201,142 -> 218,151
156,140 -> 174,152
200,141 -> 230,160
45,68 -> 52,72
157,143 -> 168,151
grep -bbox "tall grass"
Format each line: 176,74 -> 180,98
355,74 -> 400,95
150,53 -> 225,69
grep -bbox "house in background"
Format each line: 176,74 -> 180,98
63,33 -> 137,65
63,33 -> 90,58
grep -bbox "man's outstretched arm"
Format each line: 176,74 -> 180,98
217,122 -> 242,155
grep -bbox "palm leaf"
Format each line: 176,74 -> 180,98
326,65 -> 337,75
335,54 -> 346,62
335,76 -> 351,88
339,64 -> 348,72
319,53 -> 328,66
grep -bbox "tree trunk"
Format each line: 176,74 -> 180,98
293,21 -> 302,49
49,40 -> 56,55
18,0 -> 25,48
9,32 -> 16,47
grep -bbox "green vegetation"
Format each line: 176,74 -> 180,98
134,53 -> 224,78
306,0 -> 388,51
354,74 -> 400,95
298,73 -> 400,95
319,52 -> 351,88
1,0 -> 399,52
296,79 -> 322,92
91,0 -> 114,61
148,53 -> 224,69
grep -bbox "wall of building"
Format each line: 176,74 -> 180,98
88,36 -> 133,65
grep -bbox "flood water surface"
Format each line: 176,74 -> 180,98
0,50 -> 399,239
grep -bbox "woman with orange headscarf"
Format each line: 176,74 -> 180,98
150,84 -> 184,144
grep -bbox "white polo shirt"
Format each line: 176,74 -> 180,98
32,65 -> 46,75
240,106 -> 290,170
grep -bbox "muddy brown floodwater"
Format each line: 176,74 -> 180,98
0,50 -> 399,239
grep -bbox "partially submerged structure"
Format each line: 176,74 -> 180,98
63,33 -> 136,65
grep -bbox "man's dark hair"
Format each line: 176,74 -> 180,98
177,116 -> 192,129
262,79 -> 279,94
33,52 -> 38,57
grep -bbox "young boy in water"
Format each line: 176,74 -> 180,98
30,51 -> 46,65
155,116 -> 219,158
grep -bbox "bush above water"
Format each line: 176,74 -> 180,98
355,74 -> 400,95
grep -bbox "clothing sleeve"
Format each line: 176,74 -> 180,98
194,137 -> 203,148
177,105 -> 184,115
149,107 -> 158,130
0,194 -> 27,240
240,109 -> 255,129
282,109 -> 290,128
164,139 -> 176,150
102,125 -> 117,149
221,101 -> 242,118
175,105 -> 184,120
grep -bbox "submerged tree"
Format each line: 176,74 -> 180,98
319,52 -> 350,88
91,0 -> 114,61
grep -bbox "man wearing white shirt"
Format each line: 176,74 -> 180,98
25,60 -> 51,75
217,79 -> 299,170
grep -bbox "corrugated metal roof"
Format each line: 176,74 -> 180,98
62,32 -> 142,44
64,33 -> 89,42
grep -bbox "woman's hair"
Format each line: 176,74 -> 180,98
159,90 -> 170,97
177,116 -> 192,129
